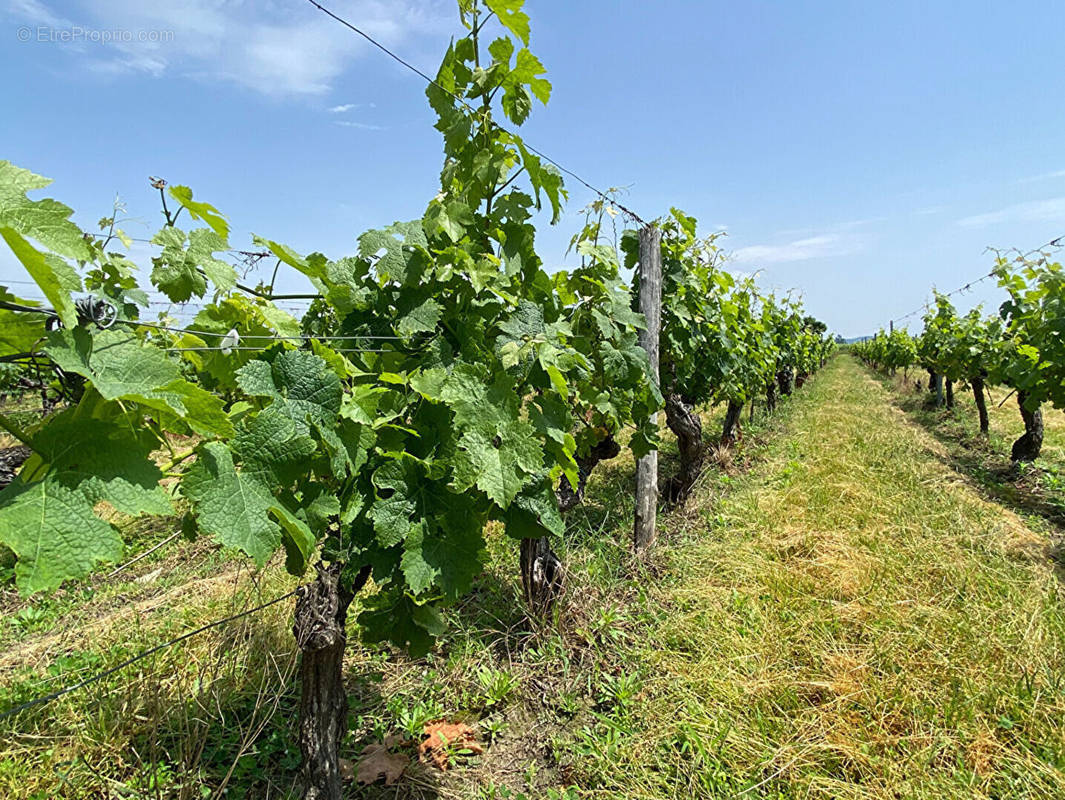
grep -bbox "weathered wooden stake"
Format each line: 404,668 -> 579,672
634,224 -> 662,555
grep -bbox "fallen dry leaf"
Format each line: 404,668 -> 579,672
356,740 -> 409,786
419,720 -> 483,770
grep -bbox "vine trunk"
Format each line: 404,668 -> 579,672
665,392 -> 704,504
721,399 -> 743,446
777,368 -> 794,397
521,436 -> 622,614
294,562 -> 370,800
1011,391 -> 1044,462
766,381 -> 777,413
971,377 -> 989,434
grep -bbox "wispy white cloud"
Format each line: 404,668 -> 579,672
957,197 -> 1065,228
1017,169 -> 1065,185
7,0 -> 451,97
334,119 -> 386,131
8,0 -> 68,28
328,101 -> 377,117
731,233 -> 864,265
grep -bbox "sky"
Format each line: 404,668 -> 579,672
2,0 -> 1064,338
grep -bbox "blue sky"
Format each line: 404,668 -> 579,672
2,0 -> 1064,337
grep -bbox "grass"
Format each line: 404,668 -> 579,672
875,368 -> 1065,533
0,554 -> 304,799
2,358 -> 1063,798
583,356 -> 1065,798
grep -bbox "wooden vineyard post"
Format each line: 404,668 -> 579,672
634,224 -> 662,555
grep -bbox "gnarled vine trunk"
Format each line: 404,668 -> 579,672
945,379 -> 954,409
520,436 -> 621,614
776,368 -> 793,397
795,373 -> 807,389
928,370 -> 943,407
765,381 -> 777,413
520,536 -> 563,617
665,392 -> 704,504
294,562 -> 370,800
721,399 -> 743,447
971,377 -> 989,434
1011,391 -> 1044,462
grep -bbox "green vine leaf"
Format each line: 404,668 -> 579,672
485,0 -> 530,46
367,459 -> 421,548
25,403 -> 172,517
0,289 -> 48,355
0,479 -> 123,594
44,328 -> 233,438
0,228 -> 81,327
396,298 -> 443,339
504,476 -> 564,538
168,185 -> 230,239
0,160 -> 92,267
150,226 -> 236,302
232,406 -> 318,486
236,350 -> 342,428
181,442 -> 281,566
400,511 -> 485,598
358,221 -> 428,285
268,503 -> 316,576
450,420 -> 543,506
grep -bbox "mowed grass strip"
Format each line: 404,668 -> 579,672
584,356 -> 1065,799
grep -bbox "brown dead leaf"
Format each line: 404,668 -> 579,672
419,720 -> 483,770
356,740 -> 409,786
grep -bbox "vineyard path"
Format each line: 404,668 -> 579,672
619,354 -> 1065,797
